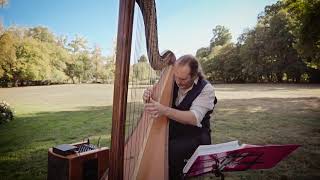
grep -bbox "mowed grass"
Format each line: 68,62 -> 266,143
0,84 -> 114,180
203,84 -> 320,180
0,84 -> 320,180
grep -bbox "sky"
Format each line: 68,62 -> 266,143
0,0 -> 277,57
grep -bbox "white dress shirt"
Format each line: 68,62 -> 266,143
175,78 -> 215,127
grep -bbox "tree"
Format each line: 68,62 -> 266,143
91,45 -> 104,82
101,40 -> 117,84
68,35 -> 88,53
0,0 -> 7,34
65,52 -> 91,84
65,35 -> 90,83
26,27 -> 55,43
103,56 -> 115,83
259,3 -> 306,82
210,25 -> 232,49
203,43 -> 243,82
133,56 -> 149,81
47,43 -> 69,83
64,63 -> 77,84
285,0 -> 320,68
260,0 -> 319,81
0,31 -> 17,86
0,19 -> 4,35
77,52 -> 92,83
195,47 -> 210,59
57,35 -> 68,48
0,0 -> 8,7
198,0 -> 317,83
138,54 -> 148,63
16,37 -> 51,83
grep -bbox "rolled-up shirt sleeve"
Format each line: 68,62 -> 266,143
190,84 -> 215,127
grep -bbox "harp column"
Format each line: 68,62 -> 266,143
109,0 -> 135,180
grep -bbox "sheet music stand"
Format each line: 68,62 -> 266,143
183,142 -> 300,179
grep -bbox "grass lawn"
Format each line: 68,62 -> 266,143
0,83 -> 319,180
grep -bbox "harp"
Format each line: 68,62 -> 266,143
108,0 -> 176,180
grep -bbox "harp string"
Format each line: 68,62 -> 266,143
126,4 -> 142,177
124,2 -> 160,179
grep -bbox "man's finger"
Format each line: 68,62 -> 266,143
145,107 -> 157,113
151,113 -> 159,118
149,98 -> 157,103
144,106 -> 157,112
143,96 -> 150,103
146,109 -> 158,114
144,103 -> 155,108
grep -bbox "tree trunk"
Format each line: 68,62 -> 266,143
14,79 -> 19,87
276,73 -> 283,82
295,73 -> 301,83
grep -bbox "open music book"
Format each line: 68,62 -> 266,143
183,141 -> 300,177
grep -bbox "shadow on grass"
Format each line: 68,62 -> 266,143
203,97 -> 320,180
0,105 -> 113,180
0,97 -> 319,180
214,84 -> 320,92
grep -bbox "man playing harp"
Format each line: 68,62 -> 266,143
144,54 -> 216,180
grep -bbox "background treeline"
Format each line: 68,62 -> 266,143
196,0 -> 320,83
0,26 -> 116,87
1,0 -> 319,87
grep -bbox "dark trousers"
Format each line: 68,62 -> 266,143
169,131 -> 211,180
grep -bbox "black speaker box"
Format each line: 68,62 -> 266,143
47,142 -> 109,180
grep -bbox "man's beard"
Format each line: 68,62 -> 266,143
177,79 -> 194,90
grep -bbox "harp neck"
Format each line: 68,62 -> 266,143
109,0 -> 176,180
109,0 -> 135,179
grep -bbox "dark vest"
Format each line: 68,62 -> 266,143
169,78 -> 214,140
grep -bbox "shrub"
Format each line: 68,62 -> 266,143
0,100 -> 14,124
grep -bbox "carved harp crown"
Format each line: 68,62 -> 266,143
108,0 -> 176,180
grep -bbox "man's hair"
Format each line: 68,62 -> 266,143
176,54 -> 205,79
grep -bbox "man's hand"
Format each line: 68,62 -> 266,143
144,98 -> 169,118
145,98 -> 198,126
143,87 -> 153,103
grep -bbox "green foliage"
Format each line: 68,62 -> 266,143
203,43 -> 243,82
0,27 -> 67,86
1,0 -> 318,85
130,55 -> 158,84
16,37 -> 51,81
68,35 -> 88,53
0,100 -> 14,123
0,25 -> 116,86
196,47 -> 210,59
76,52 -> 92,83
285,0 -> 320,67
64,62 -> 77,84
197,0 -> 319,83
46,43 -> 69,82
103,56 -> 116,83
91,46 -> 104,82
132,61 -> 150,81
138,54 -> 148,63
26,27 -> 55,43
210,25 -> 232,49
0,31 -> 21,86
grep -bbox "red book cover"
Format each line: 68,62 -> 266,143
183,141 -> 300,177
